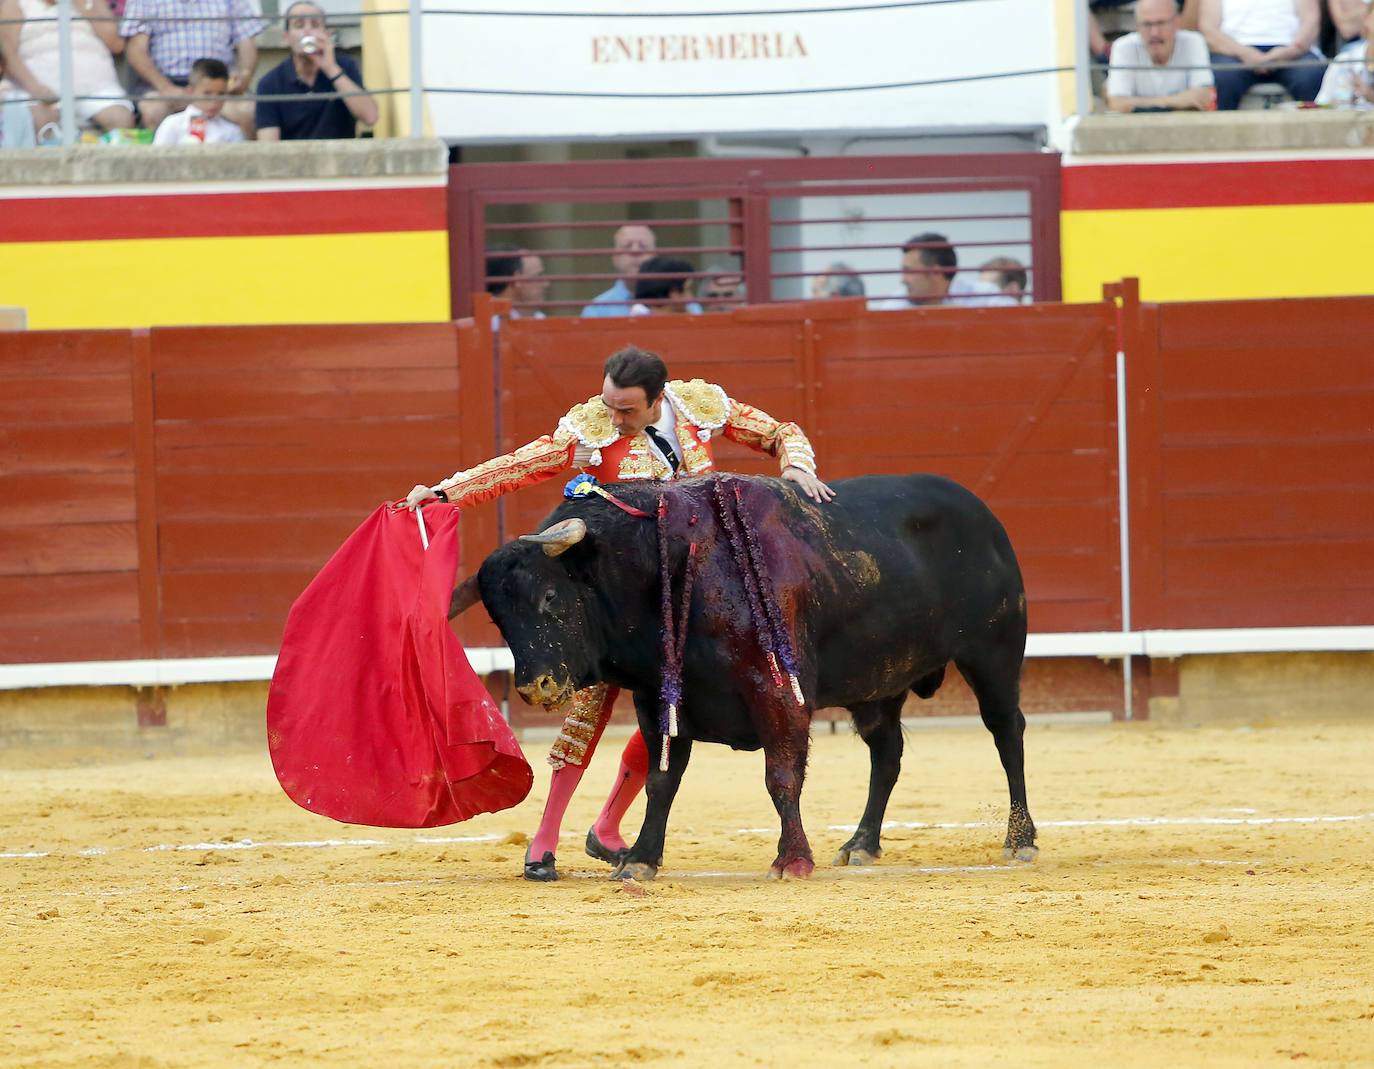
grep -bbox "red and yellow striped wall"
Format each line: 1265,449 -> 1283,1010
1061,155 -> 1374,303
0,179 -> 452,330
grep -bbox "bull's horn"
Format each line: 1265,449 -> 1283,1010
448,574 -> 482,619
520,517 -> 587,557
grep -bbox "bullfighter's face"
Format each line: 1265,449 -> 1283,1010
601,377 -> 664,437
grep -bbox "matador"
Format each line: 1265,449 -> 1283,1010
406,345 -> 834,881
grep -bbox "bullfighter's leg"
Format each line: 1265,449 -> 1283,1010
956,654 -> 1039,861
524,683 -> 618,881
833,694 -> 906,866
758,699 -> 816,880
615,694 -> 691,882
586,729 -> 648,863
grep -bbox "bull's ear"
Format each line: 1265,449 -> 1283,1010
448,574 -> 483,619
520,517 -> 587,557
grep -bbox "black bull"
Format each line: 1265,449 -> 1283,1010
456,472 -> 1037,880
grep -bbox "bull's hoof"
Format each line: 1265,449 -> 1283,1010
833,843 -> 881,867
523,851 -> 559,882
768,857 -> 815,880
612,861 -> 658,882
1004,844 -> 1040,863
585,828 -> 630,867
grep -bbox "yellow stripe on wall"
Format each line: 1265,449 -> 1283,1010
1062,201 -> 1374,304
10,230 -> 451,330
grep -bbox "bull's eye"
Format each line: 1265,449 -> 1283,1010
538,586 -> 557,615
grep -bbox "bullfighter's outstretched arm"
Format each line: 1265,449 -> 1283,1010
428,428 -> 578,509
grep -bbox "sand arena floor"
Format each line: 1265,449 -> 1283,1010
3,717 -> 1373,1068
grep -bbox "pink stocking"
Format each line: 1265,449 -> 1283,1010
527,685 -> 617,861
590,730 -> 649,853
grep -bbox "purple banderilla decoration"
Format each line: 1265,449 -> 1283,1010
657,492 -> 701,771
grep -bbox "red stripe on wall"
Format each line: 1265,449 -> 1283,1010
1063,158 -> 1374,211
0,185 -> 448,243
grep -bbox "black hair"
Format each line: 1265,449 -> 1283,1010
633,256 -> 694,303
189,57 -> 231,84
902,232 -> 957,280
485,243 -> 522,295
604,347 -> 668,401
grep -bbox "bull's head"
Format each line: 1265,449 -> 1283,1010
452,514 -> 602,710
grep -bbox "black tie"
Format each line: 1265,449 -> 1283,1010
645,426 -> 679,473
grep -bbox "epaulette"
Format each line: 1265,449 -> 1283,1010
664,379 -> 729,429
558,396 -> 619,448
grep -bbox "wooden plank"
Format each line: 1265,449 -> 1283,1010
0,374 -> 134,425
820,355 -> 1105,408
0,331 -> 134,378
1162,441 -> 1374,495
153,418 -> 463,474
0,424 -> 135,476
1159,295 -> 1374,351
1161,392 -> 1374,445
160,569 -> 308,622
131,329 -> 160,659
158,517 -> 366,572
0,621 -> 143,664
1151,588 -> 1374,629
0,523 -> 138,577
0,472 -> 137,526
154,368 -> 462,422
1162,488 -> 1374,543
156,470 -> 432,521
148,322 -> 461,373
1164,540 -> 1374,593
1157,344 -> 1374,394
1027,600 -> 1119,633
0,572 -> 140,626
822,400 -> 1108,457
1020,549 -> 1118,602
158,618 -> 285,658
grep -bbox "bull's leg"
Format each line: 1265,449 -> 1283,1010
833,694 -> 906,866
759,703 -> 815,880
615,696 -> 691,882
956,653 -> 1038,862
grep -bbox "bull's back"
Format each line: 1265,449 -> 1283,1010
795,474 -> 1026,702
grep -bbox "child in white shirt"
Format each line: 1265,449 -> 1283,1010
152,57 -> 244,146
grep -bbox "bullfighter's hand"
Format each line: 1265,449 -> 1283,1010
404,484 -> 438,510
782,466 -> 835,503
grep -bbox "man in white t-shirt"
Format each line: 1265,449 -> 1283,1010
1106,0 -> 1216,111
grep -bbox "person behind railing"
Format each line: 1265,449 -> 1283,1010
1315,0 -> 1374,105
699,264 -> 745,310
883,232 -> 1019,308
0,48 -> 38,146
629,255 -> 697,316
254,0 -> 376,141
119,0 -> 262,137
1200,0 -> 1327,108
0,0 -> 134,139
979,256 -> 1031,303
809,262 -> 865,299
1105,0 -> 1217,111
581,224 -> 658,317
511,250 -> 549,319
150,56 -> 239,144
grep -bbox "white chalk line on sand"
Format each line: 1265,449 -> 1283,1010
3,811 -> 1371,865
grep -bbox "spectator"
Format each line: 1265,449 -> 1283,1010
484,243 -> 522,297
151,56 -> 241,144
699,265 -> 745,310
582,224 -> 658,317
979,256 -> 1030,301
512,250 -> 549,318
0,0 -> 134,137
894,233 -> 1018,308
810,262 -> 866,299
1105,0 -> 1217,111
255,0 -> 376,141
1326,0 -> 1367,54
1316,1 -> 1374,104
1,49 -> 39,147
120,0 -> 262,137
629,256 -> 696,315
1200,0 -> 1326,108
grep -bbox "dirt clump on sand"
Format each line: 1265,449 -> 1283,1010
2,720 -> 1373,1067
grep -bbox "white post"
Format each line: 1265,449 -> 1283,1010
1074,0 -> 1092,118
56,0 -> 77,145
408,0 -> 423,137
1115,347 -> 1134,719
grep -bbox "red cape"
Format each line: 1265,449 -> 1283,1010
267,503 -> 532,827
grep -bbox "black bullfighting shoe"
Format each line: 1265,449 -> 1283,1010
523,851 -> 559,882
584,828 -> 630,866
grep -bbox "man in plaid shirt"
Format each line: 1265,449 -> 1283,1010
120,0 -> 263,137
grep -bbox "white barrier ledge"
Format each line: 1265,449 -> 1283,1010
1,628 -> 1370,690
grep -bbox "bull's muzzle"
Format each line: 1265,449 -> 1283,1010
518,674 -> 574,708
